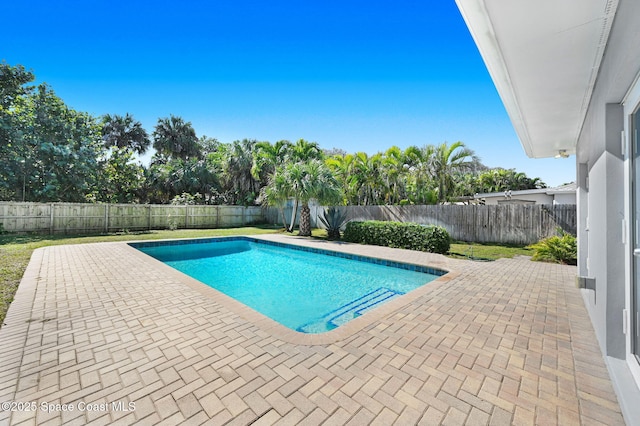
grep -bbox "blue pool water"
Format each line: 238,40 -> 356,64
131,238 -> 444,333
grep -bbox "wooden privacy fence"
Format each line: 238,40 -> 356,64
266,204 -> 576,245
0,202 -> 264,234
1,202 -> 575,244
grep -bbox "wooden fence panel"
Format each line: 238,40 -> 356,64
218,206 -> 244,227
52,204 -> 106,234
0,202 -> 267,234
0,203 -> 51,233
244,207 -> 264,225
107,205 -> 151,231
0,201 -> 574,243
186,205 -> 214,228
292,204 -> 576,245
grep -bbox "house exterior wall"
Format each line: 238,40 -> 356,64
577,8 -> 639,349
552,193 -> 576,205
583,148 -> 625,357
479,191 -> 576,205
574,0 -> 640,418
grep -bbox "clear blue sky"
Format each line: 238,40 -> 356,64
2,0 -> 575,187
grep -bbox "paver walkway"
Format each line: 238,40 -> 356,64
0,235 -> 625,425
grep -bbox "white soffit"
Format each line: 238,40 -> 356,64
455,0 -> 618,158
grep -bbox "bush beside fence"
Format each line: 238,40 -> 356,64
343,221 -> 450,254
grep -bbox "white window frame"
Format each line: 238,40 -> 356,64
623,71 -> 640,384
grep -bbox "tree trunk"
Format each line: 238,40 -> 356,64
288,199 -> 298,232
280,207 -> 288,231
299,203 -> 311,236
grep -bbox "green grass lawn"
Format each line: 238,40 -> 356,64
448,241 -> 533,261
312,230 -> 532,261
0,227 -> 531,326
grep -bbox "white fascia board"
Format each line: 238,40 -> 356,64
455,0 -> 534,157
455,0 -> 618,159
475,188 -> 549,199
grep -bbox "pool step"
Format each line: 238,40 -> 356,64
297,287 -> 404,333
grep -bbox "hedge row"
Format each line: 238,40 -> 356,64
343,220 -> 450,254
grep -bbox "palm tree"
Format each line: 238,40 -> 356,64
260,166 -> 292,230
296,160 -> 342,236
264,160 -> 342,235
251,140 -> 292,184
152,115 -> 201,159
431,141 -> 475,203
404,144 -> 436,204
282,162 -> 305,232
479,169 -> 509,193
325,153 -> 356,204
101,113 -> 150,154
475,168 -> 547,193
529,176 -> 546,189
381,146 -> 407,204
290,139 -> 323,163
222,139 -> 261,205
350,152 -> 385,205
452,172 -> 479,200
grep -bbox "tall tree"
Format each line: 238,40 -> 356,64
223,139 -> 260,205
351,152 -> 384,205
0,66 -> 102,202
297,160 -> 342,236
264,160 -> 341,235
251,139 -> 292,185
144,157 -> 219,204
325,153 -> 356,205
101,113 -> 150,154
201,137 -> 230,204
153,115 -> 201,159
290,139 -> 323,163
431,141 -> 475,203
96,147 -> 145,203
0,63 -> 35,200
473,168 -> 547,194
0,62 -> 34,110
404,145 -> 436,204
260,165 -> 292,230
381,146 -> 407,204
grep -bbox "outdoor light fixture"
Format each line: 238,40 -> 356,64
555,149 -> 569,158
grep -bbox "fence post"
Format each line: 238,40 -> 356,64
104,204 -> 109,233
148,205 -> 151,230
50,203 -> 54,234
185,205 -> 189,229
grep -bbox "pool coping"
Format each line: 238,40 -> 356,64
124,235 -> 459,345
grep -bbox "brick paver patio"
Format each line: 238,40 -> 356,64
0,235 -> 625,425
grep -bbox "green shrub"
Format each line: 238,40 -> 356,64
343,220 -> 450,254
318,207 -> 348,240
529,230 -> 577,265
171,192 -> 203,205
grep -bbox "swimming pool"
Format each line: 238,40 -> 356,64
131,237 -> 445,333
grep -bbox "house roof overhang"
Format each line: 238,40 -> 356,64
455,0 -> 619,159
